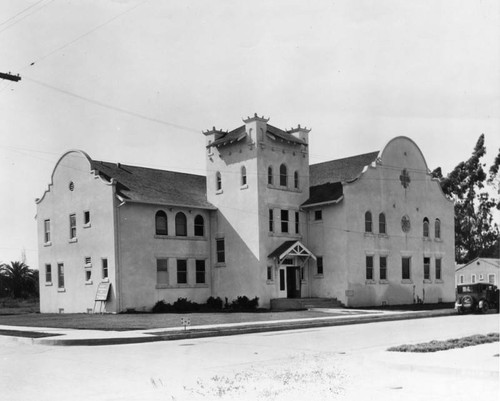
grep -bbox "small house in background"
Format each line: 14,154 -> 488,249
455,258 -> 500,286
36,114 -> 456,313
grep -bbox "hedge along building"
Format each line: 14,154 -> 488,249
36,114 -> 455,313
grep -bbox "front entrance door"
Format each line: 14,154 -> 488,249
286,266 -> 301,298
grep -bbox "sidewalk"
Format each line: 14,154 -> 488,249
0,308 -> 458,346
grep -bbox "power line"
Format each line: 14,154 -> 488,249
0,0 -> 46,27
0,0 -> 55,35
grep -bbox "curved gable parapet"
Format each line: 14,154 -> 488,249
35,149 -> 94,204
379,136 -> 430,173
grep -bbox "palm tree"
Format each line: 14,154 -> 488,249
0,261 -> 37,298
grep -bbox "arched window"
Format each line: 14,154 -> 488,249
268,166 -> 273,185
279,164 -> 287,187
216,171 -> 222,191
194,215 -> 204,237
155,210 -> 168,235
294,171 -> 299,189
241,166 -> 247,186
175,212 -> 187,236
423,217 -> 429,238
435,218 -> 441,239
379,213 -> 386,234
365,211 -> 372,233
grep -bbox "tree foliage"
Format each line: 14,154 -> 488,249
431,134 -> 500,264
0,261 -> 39,298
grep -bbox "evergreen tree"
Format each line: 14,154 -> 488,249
431,134 -> 500,264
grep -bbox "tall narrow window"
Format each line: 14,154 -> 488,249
280,270 -> 285,291
216,171 -> 222,191
156,258 -> 168,285
269,209 -> 274,232
281,209 -> 289,233
488,274 -> 495,284
84,211 -> 90,225
241,166 -> 247,186
57,263 -> 65,289
366,256 -> 374,280
102,258 -> 108,279
45,264 -> 52,283
44,219 -> 51,243
365,211 -> 372,233
435,258 -> 442,280
279,164 -> 287,187
69,214 -> 76,239
435,219 -> 441,239
380,256 -> 387,280
471,274 -> 476,284
379,213 -> 386,234
460,275 -> 464,284
317,257 -> 323,275
216,238 -> 225,263
295,211 -> 300,234
175,212 -> 187,236
194,215 -> 204,237
268,166 -> 273,185
402,257 -> 411,280
294,171 -> 299,189
177,259 -> 187,284
155,210 -> 168,235
424,257 -> 430,280
267,266 -> 273,281
423,217 -> 429,238
196,260 -> 206,284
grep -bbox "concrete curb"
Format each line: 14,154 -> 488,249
34,309 -> 457,346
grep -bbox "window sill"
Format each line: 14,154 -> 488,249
364,232 -> 375,237
365,279 -> 376,285
379,279 -> 389,285
69,238 -> 78,244
401,279 -> 413,284
215,263 -> 226,268
194,283 -> 209,288
267,184 -> 302,193
85,280 -> 93,285
215,189 -> 223,195
83,223 -> 91,229
266,280 -> 274,285
423,237 -> 431,241
314,274 -> 324,279
102,278 -> 109,283
423,279 -> 432,284
240,184 -> 249,190
435,279 -> 444,284
154,235 -> 207,241
85,263 -> 92,268
45,282 -> 53,286
43,241 -> 52,247
57,288 -> 66,292
434,238 -> 443,242
155,284 -> 169,289
378,234 -> 389,238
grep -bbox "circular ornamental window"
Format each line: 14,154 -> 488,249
401,215 -> 411,233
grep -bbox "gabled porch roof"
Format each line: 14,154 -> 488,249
268,240 -> 316,263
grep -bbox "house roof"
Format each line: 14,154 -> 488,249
90,160 -> 216,209
208,125 -> 247,148
302,151 -> 379,207
455,257 -> 500,272
268,240 -> 316,261
267,124 -> 307,146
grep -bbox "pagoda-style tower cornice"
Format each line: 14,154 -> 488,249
242,113 -> 270,124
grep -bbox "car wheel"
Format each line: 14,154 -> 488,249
481,301 -> 489,314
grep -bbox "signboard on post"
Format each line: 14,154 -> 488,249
95,282 -> 111,301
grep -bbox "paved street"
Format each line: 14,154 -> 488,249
1,314 -> 498,400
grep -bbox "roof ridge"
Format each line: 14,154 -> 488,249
311,150 -> 379,167
93,160 -> 206,178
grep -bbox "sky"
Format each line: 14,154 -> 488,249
1,0 -> 499,269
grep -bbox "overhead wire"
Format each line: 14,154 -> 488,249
0,0 -> 46,27
0,0 -> 56,35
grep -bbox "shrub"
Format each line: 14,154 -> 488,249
152,300 -> 174,313
205,296 -> 224,311
230,296 -> 259,311
173,297 -> 200,312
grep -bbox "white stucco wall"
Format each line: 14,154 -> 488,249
37,151 -> 118,313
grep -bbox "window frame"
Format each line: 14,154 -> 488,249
267,266 -> 273,281
194,215 -> 204,237
279,164 -> 287,187
83,210 -> 91,226
176,259 -> 188,284
241,166 -> 247,186
216,238 -> 225,264
102,258 -> 109,280
423,257 -> 431,280
435,258 -> 442,280
175,212 -> 187,237
281,209 -> 289,233
379,213 -> 386,234
314,210 -> 322,221
366,255 -> 374,280
294,171 -> 299,189
45,264 -> 52,283
195,259 -> 206,284
216,171 -> 222,191
57,263 -> 65,289
156,258 -> 169,285
268,166 -> 273,185
155,210 -> 168,236
423,217 -> 430,238
44,219 -> 51,243
317,256 -> 324,275
380,256 -> 387,280
295,211 -> 300,234
435,218 -> 441,239
365,211 -> 372,233
269,209 -> 274,232
69,214 -> 76,239
402,257 -> 411,280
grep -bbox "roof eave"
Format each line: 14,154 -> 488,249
301,195 -> 344,209
117,198 -> 217,210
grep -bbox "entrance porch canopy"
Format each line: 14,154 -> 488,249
268,240 -> 316,265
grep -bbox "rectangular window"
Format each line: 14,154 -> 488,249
84,256 -> 92,266
69,214 -> 76,239
269,209 -> 274,232
281,210 -> 289,233
216,238 -> 225,263
471,274 -> 476,284
317,256 -> 323,275
295,211 -> 299,234
279,269 -> 285,291
102,258 -> 109,279
423,257 -> 430,280
488,274 -> 495,284
460,274 -> 464,284
177,259 -> 187,284
57,263 -> 65,289
157,258 -> 168,285
402,257 -> 411,280
366,256 -> 374,280
85,269 -> 92,282
45,264 -> 52,283
314,210 -> 322,221
44,219 -> 51,243
84,211 -> 90,225
196,260 -> 206,284
380,256 -> 387,280
435,258 -> 441,280
267,266 -> 273,281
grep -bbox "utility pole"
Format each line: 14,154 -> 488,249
0,72 -> 21,82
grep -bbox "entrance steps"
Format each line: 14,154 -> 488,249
270,297 -> 344,311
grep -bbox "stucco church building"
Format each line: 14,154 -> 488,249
37,114 -> 455,313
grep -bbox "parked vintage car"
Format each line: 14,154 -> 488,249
455,283 -> 499,314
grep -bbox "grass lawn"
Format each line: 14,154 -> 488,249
0,297 -> 39,315
388,333 -> 500,352
0,309 -> 342,331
